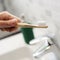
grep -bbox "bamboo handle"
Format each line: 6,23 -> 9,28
17,23 -> 48,28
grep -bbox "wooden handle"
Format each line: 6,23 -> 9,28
17,23 -> 48,28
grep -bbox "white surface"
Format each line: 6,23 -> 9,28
31,45 -> 60,60
0,33 -> 25,55
0,47 -> 33,60
0,33 -> 60,60
40,52 -> 57,60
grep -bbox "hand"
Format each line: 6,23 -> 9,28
0,11 -> 21,32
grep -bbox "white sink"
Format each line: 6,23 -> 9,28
34,45 -> 60,60
0,47 -> 33,60
40,52 -> 58,60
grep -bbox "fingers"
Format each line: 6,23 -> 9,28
1,27 -> 18,32
0,19 -> 20,28
6,19 -> 20,27
0,18 -> 20,32
0,11 -> 13,20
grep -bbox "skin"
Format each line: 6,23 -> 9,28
0,11 -> 21,32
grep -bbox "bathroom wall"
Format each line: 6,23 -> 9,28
4,0 -> 60,48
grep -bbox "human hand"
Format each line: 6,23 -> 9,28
0,11 -> 21,32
